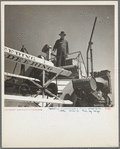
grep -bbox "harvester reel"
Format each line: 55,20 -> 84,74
37,73 -> 58,96
34,82 -> 58,98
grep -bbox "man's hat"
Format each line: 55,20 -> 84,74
59,31 -> 66,36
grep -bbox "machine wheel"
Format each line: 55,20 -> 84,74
63,94 -> 72,107
47,83 -> 58,97
75,96 -> 89,107
19,83 -> 32,96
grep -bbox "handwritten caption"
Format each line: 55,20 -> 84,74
4,108 -> 105,113
48,108 -> 101,113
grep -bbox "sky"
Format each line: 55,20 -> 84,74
4,4 -> 115,101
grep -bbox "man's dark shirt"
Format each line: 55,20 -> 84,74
53,38 -> 69,66
53,38 -> 69,56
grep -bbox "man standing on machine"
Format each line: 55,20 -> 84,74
53,31 -> 69,67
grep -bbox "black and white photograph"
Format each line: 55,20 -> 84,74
4,3 -> 115,108
2,1 -> 119,148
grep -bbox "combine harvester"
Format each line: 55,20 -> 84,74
5,17 -> 112,107
4,46 -> 73,107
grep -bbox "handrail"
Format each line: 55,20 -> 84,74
51,50 -> 87,76
68,51 -> 81,55
51,51 -> 81,59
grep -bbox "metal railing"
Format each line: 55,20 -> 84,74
50,50 -> 87,79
